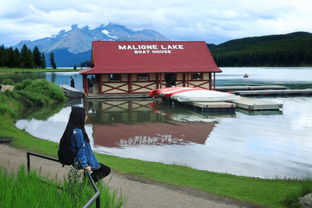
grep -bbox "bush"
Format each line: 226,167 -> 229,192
284,185 -> 312,208
16,90 -> 49,106
12,79 -> 66,105
14,79 -> 32,90
23,79 -> 66,102
1,79 -> 15,85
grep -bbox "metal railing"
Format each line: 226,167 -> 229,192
26,152 -> 100,208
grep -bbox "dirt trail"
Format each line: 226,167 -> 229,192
0,144 -> 261,208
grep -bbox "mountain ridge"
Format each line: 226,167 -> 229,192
14,23 -> 169,54
13,27 -> 312,67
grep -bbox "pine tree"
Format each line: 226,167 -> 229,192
33,46 -> 41,68
20,44 -> 33,68
49,52 -> 57,69
0,45 -> 5,66
41,53 -> 46,69
13,48 -> 20,67
5,47 -> 15,67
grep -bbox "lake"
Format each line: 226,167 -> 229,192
5,67 -> 312,179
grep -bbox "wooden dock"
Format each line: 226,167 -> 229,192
216,85 -> 286,92
86,93 -> 153,100
232,97 -> 282,111
234,89 -> 312,97
190,102 -> 236,113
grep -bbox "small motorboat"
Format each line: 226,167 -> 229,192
243,73 -> 249,78
60,84 -> 84,99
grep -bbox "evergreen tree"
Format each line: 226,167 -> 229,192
0,45 -> 5,66
33,46 -> 41,68
13,48 -> 20,67
20,44 -> 33,68
41,53 -> 46,69
49,52 -> 57,69
5,47 -> 15,67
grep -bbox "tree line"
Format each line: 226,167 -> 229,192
209,32 -> 312,67
0,44 -> 57,69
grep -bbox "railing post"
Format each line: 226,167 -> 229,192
96,197 -> 100,208
27,152 -> 30,173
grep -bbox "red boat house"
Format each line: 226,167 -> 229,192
80,41 -> 222,97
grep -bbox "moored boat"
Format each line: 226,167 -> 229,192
149,87 -> 238,102
60,84 -> 84,99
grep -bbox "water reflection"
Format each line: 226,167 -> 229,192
85,100 -> 218,147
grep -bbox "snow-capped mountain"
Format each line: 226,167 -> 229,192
14,23 -> 169,66
14,23 -> 169,54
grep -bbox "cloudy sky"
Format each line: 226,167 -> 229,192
1,0 -> 311,46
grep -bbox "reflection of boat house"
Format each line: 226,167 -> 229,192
80,41 -> 222,97
85,100 -> 216,147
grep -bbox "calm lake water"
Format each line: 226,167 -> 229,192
7,67 -> 312,179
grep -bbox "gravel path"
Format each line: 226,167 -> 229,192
0,144 -> 261,208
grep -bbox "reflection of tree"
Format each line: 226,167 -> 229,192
20,102 -> 65,121
50,72 -> 57,83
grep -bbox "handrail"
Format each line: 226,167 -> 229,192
26,152 -> 100,208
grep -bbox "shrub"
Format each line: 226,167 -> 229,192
14,79 -> 32,90
284,184 -> 312,208
1,79 -> 15,85
23,79 -> 66,102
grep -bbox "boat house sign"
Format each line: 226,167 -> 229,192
118,44 -> 184,54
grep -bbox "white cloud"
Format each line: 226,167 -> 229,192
0,0 -> 311,46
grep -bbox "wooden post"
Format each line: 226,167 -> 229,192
156,73 -> 159,89
128,74 -> 133,93
214,73 -> 216,89
183,73 -> 186,87
209,73 -> 212,90
99,74 -> 103,94
83,75 -> 88,95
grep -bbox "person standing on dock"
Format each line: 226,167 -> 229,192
70,77 -> 75,88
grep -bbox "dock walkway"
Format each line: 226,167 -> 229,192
216,85 -> 286,92
234,89 -> 312,97
232,97 -> 282,111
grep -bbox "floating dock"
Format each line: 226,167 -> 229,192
232,97 -> 282,111
216,85 -> 286,92
190,102 -> 236,113
184,97 -> 282,113
234,89 -> 312,97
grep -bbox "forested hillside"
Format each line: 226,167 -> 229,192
209,32 -> 312,66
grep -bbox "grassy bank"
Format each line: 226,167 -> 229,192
0,67 -> 77,73
1,80 -> 312,208
0,165 -> 125,208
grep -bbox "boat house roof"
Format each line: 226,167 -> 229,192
80,41 -> 222,74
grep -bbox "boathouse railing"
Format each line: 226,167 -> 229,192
26,152 -> 100,208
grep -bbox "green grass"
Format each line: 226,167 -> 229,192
1,79 -> 312,208
0,67 -> 77,73
0,165 -> 125,208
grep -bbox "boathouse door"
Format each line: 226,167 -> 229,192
165,73 -> 176,87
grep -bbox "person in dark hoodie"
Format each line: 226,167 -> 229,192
61,106 -> 110,183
